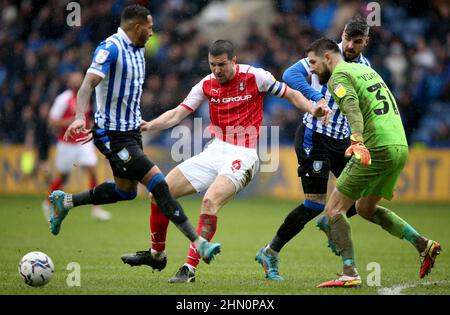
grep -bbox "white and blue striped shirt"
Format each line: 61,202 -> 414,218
283,42 -> 370,140
87,27 -> 145,131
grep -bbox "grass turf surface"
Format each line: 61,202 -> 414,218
0,195 -> 449,295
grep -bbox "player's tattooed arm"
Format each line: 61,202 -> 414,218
75,73 -> 102,121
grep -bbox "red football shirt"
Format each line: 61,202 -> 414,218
49,89 -> 90,143
180,64 -> 287,148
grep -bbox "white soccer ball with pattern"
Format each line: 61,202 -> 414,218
18,251 -> 54,287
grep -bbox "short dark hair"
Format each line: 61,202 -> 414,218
209,40 -> 235,59
121,4 -> 150,23
344,15 -> 370,37
306,37 -> 340,56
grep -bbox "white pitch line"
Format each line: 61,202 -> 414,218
378,280 -> 450,295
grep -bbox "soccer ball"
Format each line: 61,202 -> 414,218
18,251 -> 54,287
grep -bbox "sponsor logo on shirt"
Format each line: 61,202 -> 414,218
210,95 -> 252,103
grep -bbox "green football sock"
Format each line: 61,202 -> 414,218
329,213 -> 355,267
370,206 -> 421,246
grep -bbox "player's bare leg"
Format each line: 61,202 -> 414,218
169,175 -> 235,283
122,167 -> 221,271
356,195 -> 442,279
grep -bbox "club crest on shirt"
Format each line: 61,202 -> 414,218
95,49 -> 110,64
117,148 -> 131,162
313,160 -> 323,173
239,82 -> 244,91
333,84 -> 346,98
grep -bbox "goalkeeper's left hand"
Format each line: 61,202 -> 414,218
345,133 -> 371,166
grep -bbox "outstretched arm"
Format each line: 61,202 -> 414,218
141,105 -> 192,131
282,59 -> 324,102
282,85 -> 330,120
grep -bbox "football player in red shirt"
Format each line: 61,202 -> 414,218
121,40 -> 329,282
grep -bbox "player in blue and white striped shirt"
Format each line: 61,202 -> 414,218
256,16 -> 372,281
86,24 -> 145,132
48,5 -> 221,269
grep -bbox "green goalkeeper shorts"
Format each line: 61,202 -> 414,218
336,145 -> 408,200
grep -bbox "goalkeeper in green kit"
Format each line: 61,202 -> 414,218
305,38 -> 441,288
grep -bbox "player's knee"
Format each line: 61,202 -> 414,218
91,181 -> 136,204
115,186 -> 137,200
145,172 -> 165,193
355,203 -> 375,220
304,194 -> 326,205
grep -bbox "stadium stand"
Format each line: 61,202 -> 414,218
0,0 -> 448,150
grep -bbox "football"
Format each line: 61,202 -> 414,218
18,251 -> 54,287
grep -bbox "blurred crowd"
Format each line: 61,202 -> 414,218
0,0 -> 449,157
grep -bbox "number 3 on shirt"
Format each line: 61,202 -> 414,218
366,82 -> 399,116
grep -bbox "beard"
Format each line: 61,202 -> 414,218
318,68 -> 332,85
344,50 -> 357,61
135,34 -> 148,48
136,39 -> 146,48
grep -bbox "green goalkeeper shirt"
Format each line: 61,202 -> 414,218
328,61 -> 408,149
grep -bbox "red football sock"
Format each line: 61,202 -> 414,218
150,202 -> 169,252
89,178 -> 97,189
186,214 -> 217,268
49,177 -> 63,192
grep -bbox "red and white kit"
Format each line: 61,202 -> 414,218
49,90 -> 98,173
178,64 -> 287,192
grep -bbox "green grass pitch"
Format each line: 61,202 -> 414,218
0,195 -> 449,295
